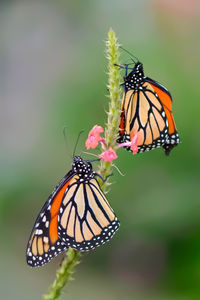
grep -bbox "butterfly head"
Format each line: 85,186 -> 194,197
134,62 -> 144,73
124,62 -> 144,91
72,156 -> 94,180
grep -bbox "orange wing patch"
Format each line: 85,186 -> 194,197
151,84 -> 177,134
49,179 -> 72,243
151,84 -> 172,110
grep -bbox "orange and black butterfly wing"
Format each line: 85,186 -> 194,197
118,86 -> 168,151
57,175 -> 120,251
26,171 -> 74,267
117,62 -> 180,155
145,77 -> 180,154
118,80 -> 180,155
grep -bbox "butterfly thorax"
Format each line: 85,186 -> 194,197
124,62 -> 145,91
72,156 -> 94,181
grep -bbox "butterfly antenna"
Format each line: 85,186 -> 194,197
63,125 -> 68,145
82,151 -> 99,158
73,130 -> 85,157
62,125 -> 72,159
87,158 -> 101,163
119,46 -> 139,63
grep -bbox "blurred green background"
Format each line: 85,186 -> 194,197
1,0 -> 200,299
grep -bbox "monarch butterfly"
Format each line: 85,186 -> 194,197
26,156 -> 120,267
117,60 -> 180,155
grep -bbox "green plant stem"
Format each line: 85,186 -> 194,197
43,28 -> 121,300
98,28 -> 122,191
43,249 -> 81,300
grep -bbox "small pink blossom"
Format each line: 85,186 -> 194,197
118,132 -> 139,155
85,125 -> 104,149
99,147 -> 118,162
130,132 -> 139,154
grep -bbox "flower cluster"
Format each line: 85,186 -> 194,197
85,125 -> 138,161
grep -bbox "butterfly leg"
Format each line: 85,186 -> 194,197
94,173 -> 113,183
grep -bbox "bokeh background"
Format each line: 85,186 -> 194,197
1,0 -> 200,299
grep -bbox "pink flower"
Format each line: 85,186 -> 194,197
99,147 -> 118,162
130,133 -> 139,154
85,125 -> 104,149
118,132 -> 139,155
